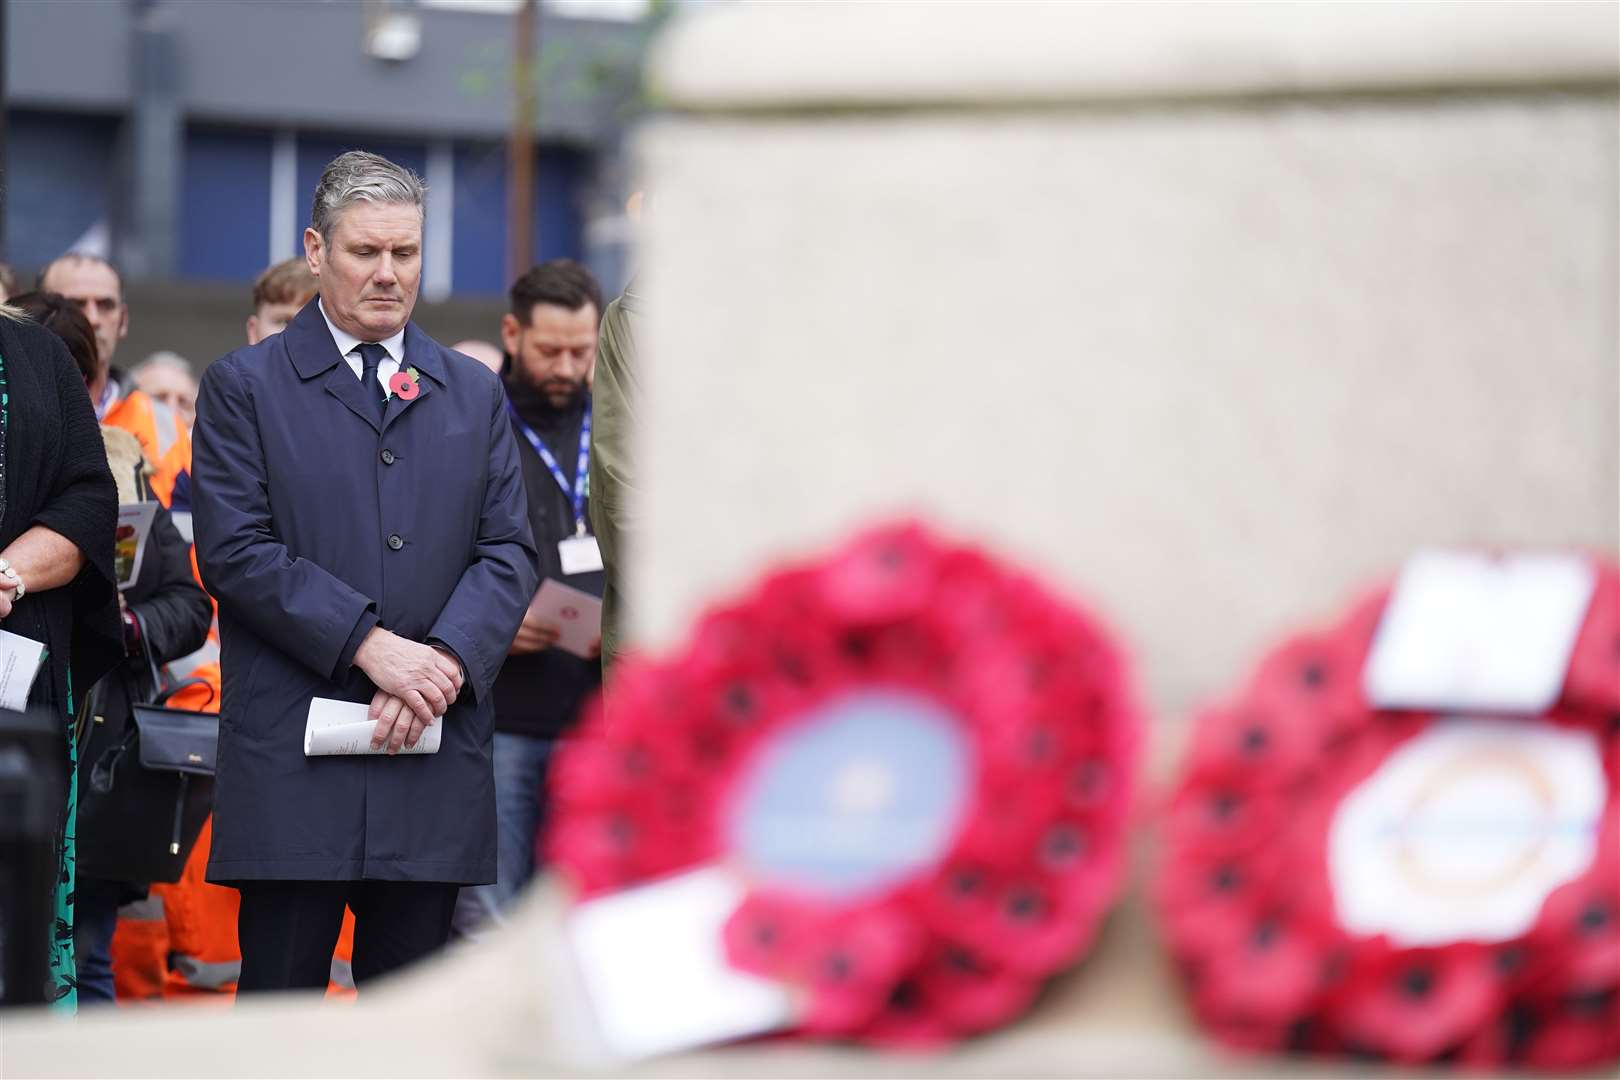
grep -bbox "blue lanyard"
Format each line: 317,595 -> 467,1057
507,400 -> 592,535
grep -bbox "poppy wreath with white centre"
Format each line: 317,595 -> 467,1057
1157,559 -> 1620,1068
548,520 -> 1143,1046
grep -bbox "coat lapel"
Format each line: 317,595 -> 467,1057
381,323 -> 446,434
282,300 -> 385,434
283,301 -> 416,436
325,363 -> 384,434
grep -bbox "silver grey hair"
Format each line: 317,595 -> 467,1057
309,150 -> 426,243
133,350 -> 194,377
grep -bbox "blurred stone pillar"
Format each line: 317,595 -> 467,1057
634,2 -> 1619,764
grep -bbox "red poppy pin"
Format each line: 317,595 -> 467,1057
388,366 -> 422,401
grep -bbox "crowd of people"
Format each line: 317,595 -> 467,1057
0,149 -> 638,1009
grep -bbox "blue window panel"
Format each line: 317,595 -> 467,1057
3,110 -> 118,271
533,145 -> 586,266
180,126 -> 272,282
294,135 -> 427,255
451,140 -> 509,297
450,141 -> 588,297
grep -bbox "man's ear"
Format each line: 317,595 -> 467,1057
303,227 -> 324,277
499,313 -> 522,358
245,316 -> 260,346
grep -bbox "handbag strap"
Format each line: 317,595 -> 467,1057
89,727 -> 136,794
75,677 -> 103,761
132,606 -> 164,693
129,608 -> 217,710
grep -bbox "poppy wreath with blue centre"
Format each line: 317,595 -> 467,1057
548,521 -> 1143,1046
1157,559 -> 1620,1068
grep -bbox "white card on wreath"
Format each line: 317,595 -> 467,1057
1363,550 -> 1596,714
565,865 -> 796,1060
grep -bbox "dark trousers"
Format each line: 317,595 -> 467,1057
452,732 -> 556,936
72,877 -> 123,1003
236,880 -> 459,993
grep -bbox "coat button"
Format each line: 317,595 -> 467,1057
387,534 -> 404,551
381,448 -> 396,465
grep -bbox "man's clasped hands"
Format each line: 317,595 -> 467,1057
353,628 -> 466,754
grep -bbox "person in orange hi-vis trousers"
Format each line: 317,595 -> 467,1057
107,259 -> 357,1002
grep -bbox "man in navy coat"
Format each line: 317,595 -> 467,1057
192,151 -> 539,991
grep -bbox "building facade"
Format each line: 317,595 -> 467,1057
4,0 -> 651,298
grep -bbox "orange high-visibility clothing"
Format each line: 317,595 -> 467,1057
163,624 -> 221,713
103,390 -> 191,509
108,895 -> 168,1003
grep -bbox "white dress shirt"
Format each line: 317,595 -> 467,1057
319,299 -> 405,399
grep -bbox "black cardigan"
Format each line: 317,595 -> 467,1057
0,315 -> 122,714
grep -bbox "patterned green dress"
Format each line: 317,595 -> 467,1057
51,676 -> 79,1013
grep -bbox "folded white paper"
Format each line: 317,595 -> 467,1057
0,629 -> 48,713
529,579 -> 603,659
304,697 -> 441,756
566,865 -> 796,1060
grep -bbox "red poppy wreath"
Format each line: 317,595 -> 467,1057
548,521 -> 1143,1047
1157,555 -> 1620,1069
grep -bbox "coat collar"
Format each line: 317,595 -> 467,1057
283,298 -> 445,386
284,298 -> 447,435
318,299 -> 405,369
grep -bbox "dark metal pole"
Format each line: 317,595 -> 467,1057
507,0 -> 537,282
126,0 -> 181,279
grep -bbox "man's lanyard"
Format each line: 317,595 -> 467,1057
507,400 -> 591,536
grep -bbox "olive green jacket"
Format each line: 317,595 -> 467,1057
589,280 -> 642,673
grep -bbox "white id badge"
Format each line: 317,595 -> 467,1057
560,534 -> 605,575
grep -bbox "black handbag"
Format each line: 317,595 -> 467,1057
77,613 -> 218,884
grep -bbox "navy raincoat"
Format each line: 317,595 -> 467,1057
192,300 -> 539,884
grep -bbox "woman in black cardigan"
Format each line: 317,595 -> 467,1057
0,305 -> 122,1009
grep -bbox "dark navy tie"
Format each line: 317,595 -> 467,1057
356,342 -> 388,418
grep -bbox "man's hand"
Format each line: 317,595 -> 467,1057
0,588 -> 12,620
430,644 -> 465,684
354,628 -> 463,728
369,689 -> 431,754
509,611 -> 562,656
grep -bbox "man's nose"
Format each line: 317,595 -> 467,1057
374,254 -> 398,285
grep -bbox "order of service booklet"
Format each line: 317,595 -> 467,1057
529,578 -> 603,659
0,629 -> 48,712
115,502 -> 159,591
304,697 -> 442,756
